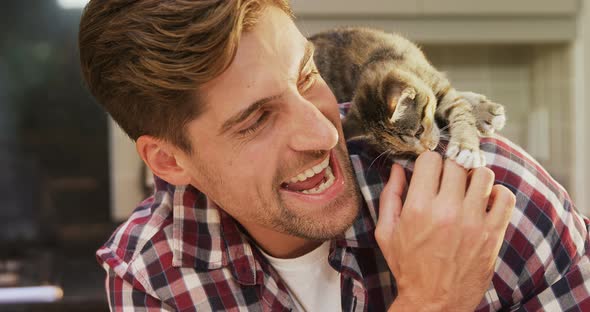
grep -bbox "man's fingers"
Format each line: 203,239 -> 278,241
486,184 -> 516,231
376,164 -> 406,242
464,167 -> 495,218
407,152 -> 442,200
438,159 -> 468,200
387,164 -> 407,206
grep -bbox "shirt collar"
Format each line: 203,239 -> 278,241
337,140 -> 388,248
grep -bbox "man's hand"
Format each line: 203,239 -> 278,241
375,152 -> 516,312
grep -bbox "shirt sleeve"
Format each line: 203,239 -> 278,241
476,138 -> 590,311
105,268 -> 175,312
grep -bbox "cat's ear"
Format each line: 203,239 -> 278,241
389,87 -> 417,123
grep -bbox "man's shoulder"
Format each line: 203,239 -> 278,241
100,191 -> 174,255
95,182 -> 252,309
347,135 -> 590,309
478,135 -> 576,214
96,192 -> 177,287
477,137 -> 590,309
480,136 -> 563,186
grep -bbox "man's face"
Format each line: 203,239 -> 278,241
180,7 -> 360,241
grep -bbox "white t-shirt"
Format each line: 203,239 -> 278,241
258,241 -> 341,312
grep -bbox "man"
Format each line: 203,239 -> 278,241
79,1 -> 590,311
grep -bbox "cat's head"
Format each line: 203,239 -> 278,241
382,86 -> 440,154
351,71 -> 440,156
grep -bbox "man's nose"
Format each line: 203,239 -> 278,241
287,97 -> 339,152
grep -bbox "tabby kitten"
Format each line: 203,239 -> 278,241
310,27 -> 506,168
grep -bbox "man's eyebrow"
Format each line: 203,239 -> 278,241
219,94 -> 281,135
299,40 -> 315,75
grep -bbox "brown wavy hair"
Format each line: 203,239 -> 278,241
79,0 -> 293,152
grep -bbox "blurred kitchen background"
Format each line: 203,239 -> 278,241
1,0 -> 589,311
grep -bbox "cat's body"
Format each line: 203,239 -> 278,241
309,27 -> 506,168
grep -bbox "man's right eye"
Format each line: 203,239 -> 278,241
297,69 -> 319,93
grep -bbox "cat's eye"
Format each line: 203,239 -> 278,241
415,125 -> 425,137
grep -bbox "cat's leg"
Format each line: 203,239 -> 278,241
437,89 -> 486,168
458,91 -> 506,136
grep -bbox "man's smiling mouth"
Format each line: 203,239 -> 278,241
280,153 -> 336,194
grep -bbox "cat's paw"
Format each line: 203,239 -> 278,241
445,143 -> 486,169
460,91 -> 506,136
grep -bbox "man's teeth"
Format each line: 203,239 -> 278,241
288,156 -> 330,183
301,166 -> 335,194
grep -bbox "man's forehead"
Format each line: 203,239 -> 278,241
199,7 -> 306,117
224,7 -> 305,80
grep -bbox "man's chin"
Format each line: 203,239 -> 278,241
272,138 -> 361,240
277,162 -> 361,239
276,195 -> 359,241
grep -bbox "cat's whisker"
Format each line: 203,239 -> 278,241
438,124 -> 451,132
438,134 -> 452,140
383,149 -> 399,172
384,149 -> 398,163
366,150 -> 391,177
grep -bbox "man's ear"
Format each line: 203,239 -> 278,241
136,135 -> 191,186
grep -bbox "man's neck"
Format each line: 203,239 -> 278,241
241,222 -> 323,259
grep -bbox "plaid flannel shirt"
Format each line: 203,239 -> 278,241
97,105 -> 590,311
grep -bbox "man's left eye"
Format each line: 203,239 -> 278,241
238,111 -> 270,137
